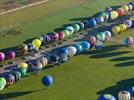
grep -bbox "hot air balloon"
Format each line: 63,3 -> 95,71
118,91 -> 131,100
4,73 -> 15,86
0,52 -> 5,63
31,61 -> 43,73
77,22 -> 85,30
41,75 -> 53,87
121,6 -> 129,13
124,37 -> 134,46
104,31 -> 112,41
128,2 -> 134,9
67,46 -> 77,57
43,35 -> 51,43
128,87 -> 134,97
63,30 -> 70,39
71,24 -> 80,32
66,26 -> 74,35
27,43 -> 34,51
105,6 -> 112,12
95,40 -> 103,50
123,20 -> 132,28
102,12 -> 109,21
6,51 -> 15,60
47,32 -> 59,42
18,62 -> 28,69
58,47 -> 69,55
32,39 -> 42,48
19,68 -> 27,77
18,44 -> 28,55
96,16 -> 104,24
57,31 -> 65,40
118,24 -> 127,32
38,35 -> 44,42
112,26 -> 120,35
0,77 -> 6,91
97,32 -> 105,41
110,11 -> 118,20
116,8 -> 125,17
128,4 -> 133,11
98,94 -> 116,100
80,41 -> 90,51
88,36 -> 97,48
73,44 -> 83,54
87,17 -> 97,28
38,57 -> 48,68
10,71 -> 21,82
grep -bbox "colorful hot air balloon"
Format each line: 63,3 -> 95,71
66,26 -> 74,35
0,52 -> 5,63
105,6 -> 112,12
32,39 -> 42,48
47,32 -> 59,42
31,61 -> 43,73
63,30 -> 70,39
6,51 -> 15,60
123,20 -> 132,28
102,12 -> 109,21
0,77 -> 6,91
4,73 -> 15,86
116,8 -> 125,17
67,46 -> 77,57
118,24 -> 127,32
38,57 -> 48,68
10,71 -> 21,82
80,41 -> 90,51
38,35 -> 44,42
118,91 -> 131,100
27,43 -> 34,51
58,47 -> 69,55
96,16 -> 104,24
18,62 -> 28,69
18,44 -> 28,55
88,36 -> 97,48
124,37 -> 134,46
97,32 -> 105,41
73,44 -> 83,54
43,35 -> 51,43
98,94 -> 116,100
87,17 -> 97,28
128,2 -> 134,9
121,6 -> 129,13
104,31 -> 112,41
71,24 -> 80,32
41,75 -> 53,87
77,22 -> 85,30
57,31 -> 65,40
128,4 -> 133,11
110,11 -> 118,20
112,26 -> 120,35
19,68 -> 27,77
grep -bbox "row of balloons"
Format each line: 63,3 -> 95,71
98,89 -> 134,100
0,2 -> 134,92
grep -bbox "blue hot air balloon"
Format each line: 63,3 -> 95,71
80,41 -> 90,51
87,17 -> 97,28
73,44 -> 83,54
41,75 -> 53,87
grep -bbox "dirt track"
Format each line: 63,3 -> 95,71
0,0 -> 49,15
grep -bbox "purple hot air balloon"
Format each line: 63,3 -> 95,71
47,32 -> 59,42
0,52 -> 5,63
7,51 -> 15,60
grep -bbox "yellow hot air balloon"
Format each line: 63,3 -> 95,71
32,39 -> 41,48
110,11 -> 118,20
121,6 -> 129,13
18,62 -> 28,69
112,26 -> 120,35
118,24 -> 127,32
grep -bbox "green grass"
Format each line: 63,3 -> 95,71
0,0 -> 134,100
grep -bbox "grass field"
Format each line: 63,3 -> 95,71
0,0 -> 134,100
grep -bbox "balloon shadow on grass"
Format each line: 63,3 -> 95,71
97,78 -> 134,98
110,56 -> 134,62
0,90 -> 41,100
115,61 -> 134,67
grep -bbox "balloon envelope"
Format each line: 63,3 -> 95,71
112,26 -> 120,35
38,57 -> 48,68
18,44 -> 28,55
31,61 -> 43,73
42,75 -> 53,87
110,11 -> 118,20
0,52 -> 5,62
27,43 -> 34,51
71,24 -> 80,32
95,41 -> 103,50
123,20 -> 132,28
7,51 -> 15,60
119,24 -> 127,32
43,35 -> 51,43
73,44 -> 83,54
10,71 -> 21,81
59,53 -> 68,63
97,32 -> 105,41
96,16 -> 104,24
116,8 -> 125,17
18,62 -> 28,69
19,68 -> 27,77
57,32 -> 65,40
124,37 -> 134,46
87,18 -> 97,28
32,39 -> 41,48
88,36 -> 96,48
4,73 -> 15,86
67,46 -> 77,57
121,6 -> 129,13
58,47 -> 69,55
98,94 -> 116,100
66,26 -> 74,35
0,77 -> 6,91
77,22 -> 85,30
63,30 -> 70,38
104,31 -> 112,41
80,41 -> 90,51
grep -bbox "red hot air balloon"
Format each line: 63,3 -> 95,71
0,52 -> 5,63
7,51 -> 15,60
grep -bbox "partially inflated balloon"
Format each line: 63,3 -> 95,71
66,26 -> 74,35
32,39 -> 41,48
57,31 -> 65,40
110,11 -> 118,20
71,24 -> 80,32
121,6 -> 129,13
104,31 -> 111,41
124,37 -> 134,46
118,24 -> 127,32
7,51 -> 15,60
38,57 -> 48,68
87,18 -> 97,28
123,20 -> 132,28
42,75 -> 53,87
98,94 -> 116,100
67,46 -> 77,57
112,26 -> 120,35
73,44 -> 82,54
0,52 -> 5,62
97,32 -> 105,41
80,41 -> 90,51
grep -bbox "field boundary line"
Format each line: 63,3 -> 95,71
0,0 -> 49,15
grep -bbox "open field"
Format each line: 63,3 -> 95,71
0,0 -> 134,100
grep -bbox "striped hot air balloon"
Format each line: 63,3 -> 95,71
118,90 -> 131,100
